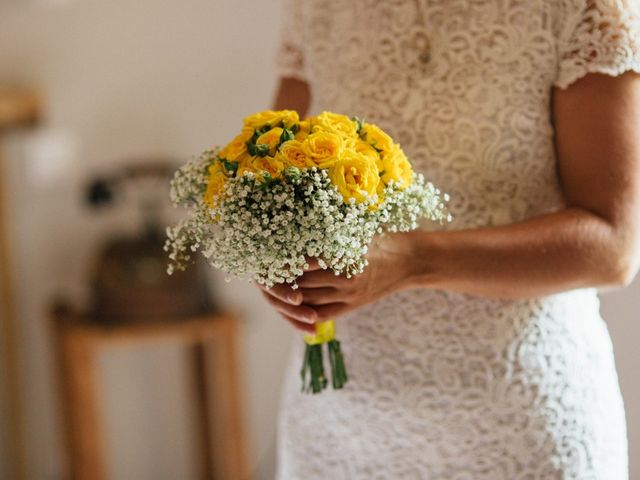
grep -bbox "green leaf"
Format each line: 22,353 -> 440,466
247,142 -> 270,157
251,125 -> 271,143
279,128 -> 295,145
222,160 -> 239,175
256,144 -> 270,157
352,116 -> 365,134
259,171 -> 273,184
284,166 -> 301,181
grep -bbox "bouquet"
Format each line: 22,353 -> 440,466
166,110 -> 450,393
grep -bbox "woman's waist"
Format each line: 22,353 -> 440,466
336,287 -> 608,358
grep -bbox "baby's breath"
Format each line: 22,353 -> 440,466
165,152 -> 450,286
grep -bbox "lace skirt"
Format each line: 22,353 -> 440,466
276,288 -> 628,480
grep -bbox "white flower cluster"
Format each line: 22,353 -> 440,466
166,153 -> 451,287
169,149 -> 216,205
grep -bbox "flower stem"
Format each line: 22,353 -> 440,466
328,339 -> 348,389
300,343 -> 311,392
300,344 -> 328,393
301,321 -> 348,393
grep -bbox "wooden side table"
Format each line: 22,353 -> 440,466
51,305 -> 249,480
0,87 -> 41,480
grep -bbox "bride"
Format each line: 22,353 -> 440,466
260,1 -> 640,478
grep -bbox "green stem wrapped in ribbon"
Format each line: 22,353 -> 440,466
300,320 -> 348,393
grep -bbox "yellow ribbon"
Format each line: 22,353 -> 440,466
304,320 -> 336,345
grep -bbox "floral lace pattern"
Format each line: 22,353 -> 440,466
275,1 -> 639,478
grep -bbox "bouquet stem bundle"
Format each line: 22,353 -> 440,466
301,320 -> 347,393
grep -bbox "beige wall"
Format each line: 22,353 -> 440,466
0,1 -> 293,479
0,1 -> 638,479
601,286 -> 640,479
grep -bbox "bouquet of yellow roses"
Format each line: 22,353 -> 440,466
166,110 -> 450,393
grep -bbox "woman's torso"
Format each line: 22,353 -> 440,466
300,0 -> 567,229
277,2 -> 629,478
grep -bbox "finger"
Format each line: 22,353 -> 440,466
298,270 -> 351,288
304,257 -> 324,271
259,284 -> 302,305
299,287 -> 344,306
261,291 -> 317,324
281,314 -> 316,334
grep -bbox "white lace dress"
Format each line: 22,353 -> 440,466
274,1 -> 640,479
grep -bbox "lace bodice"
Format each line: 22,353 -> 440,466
277,0 -> 640,231
275,1 -> 640,479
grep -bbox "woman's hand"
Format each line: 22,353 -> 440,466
259,233 -> 418,333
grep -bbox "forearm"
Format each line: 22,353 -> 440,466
272,77 -> 310,117
405,207 -> 639,299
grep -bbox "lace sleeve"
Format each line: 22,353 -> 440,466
555,0 -> 640,89
274,0 -> 308,81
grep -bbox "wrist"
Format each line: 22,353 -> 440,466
401,231 -> 444,290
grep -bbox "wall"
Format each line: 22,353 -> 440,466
0,1 -> 293,479
0,1 -> 638,479
601,285 -> 640,479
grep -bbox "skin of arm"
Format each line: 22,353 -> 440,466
263,73 -> 640,333
273,76 -> 311,117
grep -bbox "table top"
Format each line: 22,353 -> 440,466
52,304 -> 239,347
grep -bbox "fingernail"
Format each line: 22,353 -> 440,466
287,293 -> 302,305
302,313 -> 316,324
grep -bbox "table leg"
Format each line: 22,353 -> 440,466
192,342 -> 214,480
55,320 -> 107,480
0,148 -> 27,480
207,318 -> 248,480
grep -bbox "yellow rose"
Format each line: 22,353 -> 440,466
237,155 -> 284,181
329,150 -> 380,203
302,131 -> 345,168
361,123 -> 394,153
236,152 -> 256,176
277,140 -> 311,169
295,120 -> 311,141
355,140 -> 383,171
255,127 -> 284,156
218,129 -> 252,161
251,155 -> 285,181
379,145 -> 414,190
311,111 -> 358,140
243,110 -> 300,130
203,162 -> 229,208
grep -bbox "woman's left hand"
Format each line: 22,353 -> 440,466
259,233 -> 418,332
